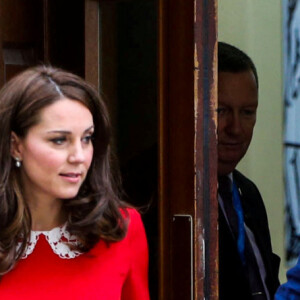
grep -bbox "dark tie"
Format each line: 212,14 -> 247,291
218,176 -> 268,300
218,176 -> 239,239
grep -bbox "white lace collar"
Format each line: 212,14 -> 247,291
19,224 -> 82,259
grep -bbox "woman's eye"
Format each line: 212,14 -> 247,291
82,135 -> 93,144
50,137 -> 67,145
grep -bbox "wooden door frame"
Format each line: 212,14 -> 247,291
158,0 -> 217,299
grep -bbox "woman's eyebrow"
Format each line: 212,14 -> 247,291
84,125 -> 95,132
46,130 -> 71,134
46,125 -> 94,135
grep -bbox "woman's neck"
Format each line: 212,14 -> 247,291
26,197 -> 66,231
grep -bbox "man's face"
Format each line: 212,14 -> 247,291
217,70 -> 258,176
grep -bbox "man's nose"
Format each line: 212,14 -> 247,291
226,112 -> 242,135
68,141 -> 85,163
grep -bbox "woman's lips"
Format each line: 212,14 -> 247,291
59,173 -> 82,183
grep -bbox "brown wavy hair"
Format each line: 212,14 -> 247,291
0,65 -> 128,275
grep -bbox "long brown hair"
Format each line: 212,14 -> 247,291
0,65 -> 128,275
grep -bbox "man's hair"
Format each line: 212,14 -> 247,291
218,41 -> 258,89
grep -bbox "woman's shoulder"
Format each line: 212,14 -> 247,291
121,207 -> 146,240
125,207 -> 141,218
122,207 -> 143,227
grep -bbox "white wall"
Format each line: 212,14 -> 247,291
218,0 -> 286,281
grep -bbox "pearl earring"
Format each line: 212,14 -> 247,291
15,158 -> 21,168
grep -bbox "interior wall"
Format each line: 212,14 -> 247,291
218,1 -> 286,281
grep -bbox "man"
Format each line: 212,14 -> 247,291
218,42 -> 280,300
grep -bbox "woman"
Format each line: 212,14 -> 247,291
0,66 -> 149,299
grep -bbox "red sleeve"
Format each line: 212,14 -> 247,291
121,208 -> 150,300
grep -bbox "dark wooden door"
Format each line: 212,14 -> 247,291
85,2 -> 218,298
0,0 -> 218,298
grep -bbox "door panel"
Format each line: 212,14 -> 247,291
0,0 -> 85,86
0,0 -> 44,84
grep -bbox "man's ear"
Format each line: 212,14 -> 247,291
10,132 -> 23,160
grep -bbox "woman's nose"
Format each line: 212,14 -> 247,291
68,142 -> 85,163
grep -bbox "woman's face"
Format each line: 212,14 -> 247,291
11,98 -> 94,202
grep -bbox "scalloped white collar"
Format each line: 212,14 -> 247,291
19,224 -> 82,259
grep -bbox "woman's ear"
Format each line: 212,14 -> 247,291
10,132 -> 23,160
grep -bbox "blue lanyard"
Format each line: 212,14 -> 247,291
232,181 -> 246,265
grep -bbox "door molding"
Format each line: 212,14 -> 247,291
158,0 -> 218,299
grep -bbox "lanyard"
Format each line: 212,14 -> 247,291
232,181 -> 246,265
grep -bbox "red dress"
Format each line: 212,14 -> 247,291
0,208 -> 149,300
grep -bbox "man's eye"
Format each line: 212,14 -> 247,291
243,109 -> 256,116
216,107 -> 227,115
50,137 -> 67,145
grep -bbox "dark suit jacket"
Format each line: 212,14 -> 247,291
219,170 -> 280,300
